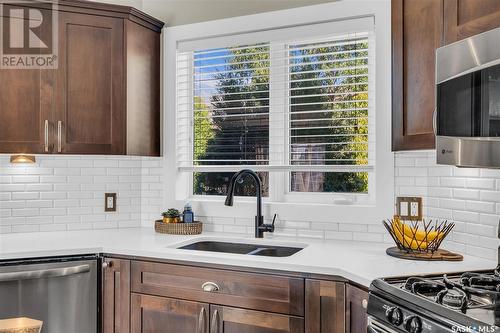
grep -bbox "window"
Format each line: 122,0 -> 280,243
287,37 -> 370,194
166,2 -> 393,223
176,19 -> 375,202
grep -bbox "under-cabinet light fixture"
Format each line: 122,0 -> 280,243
10,155 -> 36,164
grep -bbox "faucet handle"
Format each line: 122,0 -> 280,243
269,214 -> 277,232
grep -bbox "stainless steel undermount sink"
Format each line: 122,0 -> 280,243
177,240 -> 304,257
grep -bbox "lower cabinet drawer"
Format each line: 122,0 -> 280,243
131,261 -> 304,316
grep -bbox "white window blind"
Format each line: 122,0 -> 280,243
176,21 -> 374,174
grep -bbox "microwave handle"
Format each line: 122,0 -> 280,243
0,264 -> 90,282
432,108 -> 437,135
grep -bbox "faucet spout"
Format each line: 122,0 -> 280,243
224,169 -> 272,238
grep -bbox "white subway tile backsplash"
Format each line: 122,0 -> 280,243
452,188 -> 480,200
325,231 -> 353,240
1,150 -> 498,263
395,151 -> 500,261
0,155 -> 163,233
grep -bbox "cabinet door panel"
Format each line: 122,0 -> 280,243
103,258 -> 130,333
0,7 -> 52,154
131,294 -> 209,333
305,280 -> 344,333
444,0 -> 500,43
392,0 -> 443,150
345,284 -> 368,333
210,306 -> 303,333
56,12 -> 125,154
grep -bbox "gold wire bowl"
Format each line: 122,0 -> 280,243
382,218 -> 455,254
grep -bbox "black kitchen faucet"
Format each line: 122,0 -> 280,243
224,169 -> 275,238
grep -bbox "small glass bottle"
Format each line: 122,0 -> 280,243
182,203 -> 194,223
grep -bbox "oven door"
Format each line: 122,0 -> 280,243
367,317 -> 403,333
0,258 -> 98,333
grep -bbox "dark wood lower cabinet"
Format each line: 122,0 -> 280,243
210,305 -> 304,333
305,280 -> 345,333
345,285 -> 369,333
104,259 -> 368,333
103,258 -> 131,333
131,293 -> 209,333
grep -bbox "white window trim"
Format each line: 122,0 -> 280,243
164,0 -> 394,224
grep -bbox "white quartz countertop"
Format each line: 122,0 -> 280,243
0,228 -> 495,287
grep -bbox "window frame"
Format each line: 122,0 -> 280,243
164,0 -> 394,224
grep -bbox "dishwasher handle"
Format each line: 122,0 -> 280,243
0,264 -> 90,282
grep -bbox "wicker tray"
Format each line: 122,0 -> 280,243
154,220 -> 202,235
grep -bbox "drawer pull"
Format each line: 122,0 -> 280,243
362,299 -> 368,309
202,281 -> 220,292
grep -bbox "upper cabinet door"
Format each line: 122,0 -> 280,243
392,0 -> 444,151
444,0 -> 500,43
56,12 -> 125,154
0,7 -> 53,154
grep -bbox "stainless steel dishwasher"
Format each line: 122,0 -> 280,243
0,256 -> 98,333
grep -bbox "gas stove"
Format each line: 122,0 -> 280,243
368,268 -> 500,333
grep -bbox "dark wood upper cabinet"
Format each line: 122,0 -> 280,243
392,0 -> 500,151
392,0 -> 444,151
444,0 -> 500,43
0,7 -> 53,154
102,258 -> 131,333
305,280 -> 345,333
0,0 -> 163,156
56,12 -> 125,155
345,284 -> 368,333
210,305 -> 304,333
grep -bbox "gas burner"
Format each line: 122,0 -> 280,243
436,287 -> 469,312
411,280 -> 446,297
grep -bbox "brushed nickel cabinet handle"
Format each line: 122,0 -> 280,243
197,307 -> 206,333
210,309 -> 219,333
44,120 -> 49,152
57,121 -> 62,153
202,282 -> 220,292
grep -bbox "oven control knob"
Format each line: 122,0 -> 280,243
385,307 -> 403,326
404,315 -> 422,333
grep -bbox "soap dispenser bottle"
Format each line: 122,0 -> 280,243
182,203 -> 194,223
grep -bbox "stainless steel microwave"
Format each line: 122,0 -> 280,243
436,27 -> 500,168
